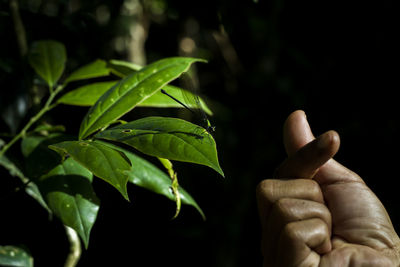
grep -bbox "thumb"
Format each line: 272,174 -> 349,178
274,130 -> 340,179
274,110 -> 340,179
281,110 -> 360,184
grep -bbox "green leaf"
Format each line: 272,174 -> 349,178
95,117 -> 224,177
57,81 -> 118,106
107,59 -> 142,77
28,40 -> 66,88
21,134 -> 69,179
64,59 -> 110,84
78,57 -> 206,140
0,154 -> 50,213
98,141 -> 205,219
107,59 -> 213,115
49,140 -> 131,200
141,85 -> 213,115
0,246 -> 33,267
38,158 -> 100,249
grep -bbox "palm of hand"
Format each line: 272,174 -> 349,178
315,163 -> 399,266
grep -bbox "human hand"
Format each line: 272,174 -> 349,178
256,110 -> 400,266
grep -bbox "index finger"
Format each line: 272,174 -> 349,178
274,130 -> 340,179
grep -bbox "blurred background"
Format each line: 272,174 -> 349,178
0,0 -> 399,266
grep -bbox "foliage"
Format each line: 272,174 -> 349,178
0,40 -> 223,263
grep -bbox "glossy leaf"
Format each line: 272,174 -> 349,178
57,81 -> 118,106
98,141 -> 205,219
107,59 -> 142,77
49,140 -> 131,200
58,80 -> 213,115
142,85 -> 213,115
38,158 -> 100,248
95,117 -> 224,177
108,59 -> 213,114
0,246 -> 33,267
78,57 -> 206,139
28,40 -> 66,88
64,59 -> 110,84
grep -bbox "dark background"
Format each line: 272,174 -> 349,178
1,0 -> 399,266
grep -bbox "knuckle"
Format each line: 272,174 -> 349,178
256,179 -> 277,203
282,221 -> 300,241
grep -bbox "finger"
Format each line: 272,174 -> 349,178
256,179 -> 325,226
283,110 -> 314,156
283,110 -> 361,185
274,130 -> 340,179
274,218 -> 331,267
262,199 -> 332,264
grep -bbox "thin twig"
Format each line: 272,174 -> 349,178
0,85 -> 63,157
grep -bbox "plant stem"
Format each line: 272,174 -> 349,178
64,226 -> 82,267
0,85 -> 63,157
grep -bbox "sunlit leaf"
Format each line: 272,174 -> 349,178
79,57 -> 206,140
141,85 -> 213,115
98,141 -> 205,219
49,140 -> 131,200
95,117 -> 224,177
28,40 -> 66,88
107,59 -> 213,115
57,81 -> 118,106
0,246 -> 33,267
107,59 -> 142,77
38,158 -> 100,249
64,59 -> 110,84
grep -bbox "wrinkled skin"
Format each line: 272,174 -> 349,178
257,110 -> 400,267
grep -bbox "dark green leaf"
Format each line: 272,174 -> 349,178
98,141 -> 205,219
64,59 -> 110,84
28,40 -> 66,88
38,158 -> 100,249
0,154 -> 50,213
49,140 -> 131,200
57,81 -> 118,106
79,57 -> 206,139
95,117 -> 224,177
21,134 -> 69,178
0,246 -> 33,267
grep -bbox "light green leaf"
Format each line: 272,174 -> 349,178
141,85 -> 213,115
28,40 -> 66,88
38,158 -> 100,249
78,57 -> 206,140
107,59 -> 213,115
98,141 -> 205,219
64,59 -> 110,84
49,140 -> 131,200
95,117 -> 224,177
107,59 -> 142,77
0,246 -> 33,267
57,81 -> 118,106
